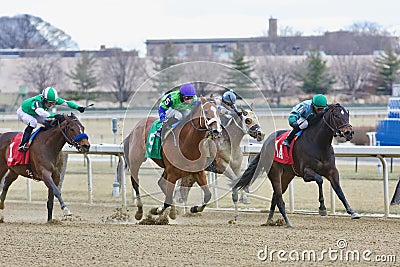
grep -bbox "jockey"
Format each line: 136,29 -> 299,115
17,86 -> 86,151
156,83 -> 198,137
282,94 -> 328,148
216,90 -> 242,117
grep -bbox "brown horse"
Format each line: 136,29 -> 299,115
233,103 -> 360,227
0,113 -> 90,221
123,96 -> 222,220
178,106 -> 265,217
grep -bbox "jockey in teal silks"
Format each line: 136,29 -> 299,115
282,94 -> 328,148
17,86 -> 85,151
155,83 -> 198,137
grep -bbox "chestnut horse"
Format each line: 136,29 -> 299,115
234,103 -> 360,227
123,96 -> 222,220
178,106 -> 265,217
0,113 -> 90,221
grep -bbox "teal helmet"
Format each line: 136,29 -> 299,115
312,94 -> 327,108
42,87 -> 58,103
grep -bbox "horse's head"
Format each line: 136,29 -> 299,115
323,104 -> 354,141
197,96 -> 222,139
57,113 -> 91,153
240,107 -> 265,141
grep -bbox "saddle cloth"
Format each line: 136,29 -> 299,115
273,130 -> 301,165
7,128 -> 43,167
145,120 -> 163,159
7,133 -> 30,166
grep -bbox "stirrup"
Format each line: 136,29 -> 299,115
282,139 -> 291,147
18,144 -> 28,152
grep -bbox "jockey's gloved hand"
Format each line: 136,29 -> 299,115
77,106 -> 85,113
54,114 -> 65,122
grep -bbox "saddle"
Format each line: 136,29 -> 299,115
274,130 -> 302,165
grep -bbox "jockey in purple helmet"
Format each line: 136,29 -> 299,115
156,83 -> 198,137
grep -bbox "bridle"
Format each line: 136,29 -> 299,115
190,101 -> 222,138
322,104 -> 352,137
57,116 -> 89,151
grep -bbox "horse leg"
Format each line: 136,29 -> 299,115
0,170 -> 18,210
131,174 -> 143,220
179,175 -> 195,215
42,175 -> 70,221
190,171 -> 211,213
303,168 -> 327,216
327,169 -> 360,219
268,169 -> 292,227
266,193 -> 277,224
128,159 -> 145,220
151,172 -> 175,216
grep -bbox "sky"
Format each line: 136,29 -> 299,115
1,0 -> 400,56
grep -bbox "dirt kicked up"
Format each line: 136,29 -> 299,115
0,201 -> 399,266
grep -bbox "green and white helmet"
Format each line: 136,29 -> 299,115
41,87 -> 58,103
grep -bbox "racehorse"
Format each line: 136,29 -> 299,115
233,103 -> 360,227
0,113 -> 90,221
178,106 -> 265,217
123,96 -> 222,220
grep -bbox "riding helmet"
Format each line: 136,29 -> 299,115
222,90 -> 236,105
42,87 -> 58,103
312,94 -> 328,108
179,83 -> 196,96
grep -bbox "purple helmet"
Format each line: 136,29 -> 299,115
179,83 -> 196,96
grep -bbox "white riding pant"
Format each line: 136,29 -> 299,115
165,108 -> 190,121
17,107 -> 46,128
297,117 -> 309,130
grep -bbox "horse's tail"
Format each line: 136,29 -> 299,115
232,130 -> 279,190
122,134 -> 131,170
390,177 -> 400,205
232,153 -> 263,190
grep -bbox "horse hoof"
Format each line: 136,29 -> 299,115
190,206 -> 198,213
0,202 -> 4,210
63,207 -> 72,216
169,210 -> 177,220
286,224 -> 293,228
150,207 -> 158,215
351,212 -> 361,219
319,209 -> 327,216
135,212 -> 143,220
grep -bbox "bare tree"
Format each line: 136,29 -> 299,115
101,51 -> 147,108
19,53 -> 64,93
331,55 -> 374,102
255,56 -> 300,105
346,21 -> 391,36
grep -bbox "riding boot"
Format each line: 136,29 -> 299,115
18,125 -> 34,152
282,127 -> 300,148
155,126 -> 162,138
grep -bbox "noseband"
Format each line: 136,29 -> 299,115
322,105 -> 351,137
57,118 -> 89,150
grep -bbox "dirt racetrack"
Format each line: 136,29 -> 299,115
0,201 -> 399,266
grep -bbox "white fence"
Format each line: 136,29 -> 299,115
23,143 -> 400,217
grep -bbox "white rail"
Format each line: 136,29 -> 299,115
27,143 -> 399,216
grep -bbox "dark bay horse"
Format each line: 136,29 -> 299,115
178,106 -> 265,217
0,113 -> 90,221
123,96 -> 222,220
234,103 -> 360,227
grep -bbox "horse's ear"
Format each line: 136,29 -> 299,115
241,107 -> 248,116
250,103 -> 254,110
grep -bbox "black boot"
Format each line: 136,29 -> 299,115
282,127 -> 300,148
18,125 -> 34,152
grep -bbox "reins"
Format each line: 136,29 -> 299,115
322,104 -> 351,137
57,117 -> 89,150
